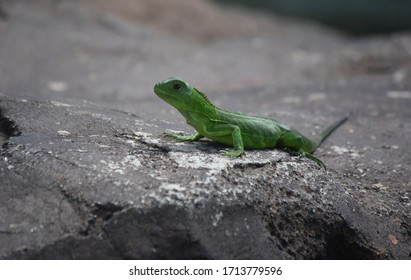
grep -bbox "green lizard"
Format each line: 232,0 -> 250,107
154,77 -> 347,168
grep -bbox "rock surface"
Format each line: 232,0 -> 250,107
0,0 -> 410,259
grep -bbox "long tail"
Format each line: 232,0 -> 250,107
311,116 -> 348,152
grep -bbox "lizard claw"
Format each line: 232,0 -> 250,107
164,130 -> 183,136
220,148 -> 243,157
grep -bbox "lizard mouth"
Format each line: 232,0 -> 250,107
154,87 -> 178,102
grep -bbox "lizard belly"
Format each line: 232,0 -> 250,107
241,128 -> 279,148
206,117 -> 281,149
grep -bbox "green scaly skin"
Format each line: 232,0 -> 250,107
154,77 -> 347,169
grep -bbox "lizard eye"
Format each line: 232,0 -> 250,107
173,83 -> 181,91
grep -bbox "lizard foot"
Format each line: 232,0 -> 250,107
300,151 -> 326,169
219,148 -> 243,157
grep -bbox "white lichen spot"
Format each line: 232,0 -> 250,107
133,131 -> 160,145
160,183 -> 187,200
160,183 -> 186,192
98,155 -> 142,177
51,100 -> 71,107
212,211 -> 224,227
134,119 -> 144,126
96,144 -> 110,148
133,131 -> 152,137
145,183 -> 189,206
329,145 -> 348,155
123,155 -> 141,169
125,140 -> 138,147
114,169 -> 125,175
371,182 -> 386,191
170,152 -> 230,170
166,150 -> 283,201
170,152 -> 234,185
57,130 -> 71,137
329,145 -> 361,158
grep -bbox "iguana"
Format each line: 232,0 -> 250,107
154,77 -> 347,168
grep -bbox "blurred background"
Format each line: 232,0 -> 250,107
1,0 -> 411,118
218,0 -> 411,35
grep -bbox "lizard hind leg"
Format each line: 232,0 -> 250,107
299,150 -> 326,169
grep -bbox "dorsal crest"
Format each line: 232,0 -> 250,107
193,87 -> 217,108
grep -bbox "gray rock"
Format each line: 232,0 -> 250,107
0,0 -> 410,259
1,95 -> 410,259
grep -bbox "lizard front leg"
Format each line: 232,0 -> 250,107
164,130 -> 204,141
203,124 -> 244,157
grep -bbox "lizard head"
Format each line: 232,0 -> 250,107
154,77 -> 195,111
